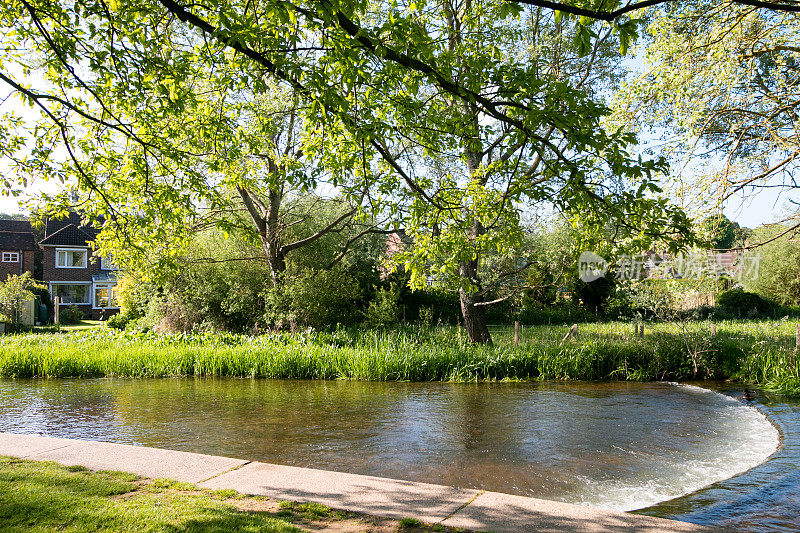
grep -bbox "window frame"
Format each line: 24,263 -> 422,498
100,255 -> 118,271
1,252 -> 19,263
50,282 -> 92,305
92,282 -> 119,310
55,247 -> 88,269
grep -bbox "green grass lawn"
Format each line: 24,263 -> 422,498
59,320 -> 104,331
0,456 -> 449,532
0,456 -> 300,532
29,320 -> 104,333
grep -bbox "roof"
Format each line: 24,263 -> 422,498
390,229 -> 413,245
44,213 -> 100,240
0,220 -> 33,233
0,231 -> 35,251
39,224 -> 95,247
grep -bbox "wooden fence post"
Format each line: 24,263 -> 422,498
711,323 -> 716,337
514,321 -> 520,347
53,296 -> 60,325
561,324 -> 578,343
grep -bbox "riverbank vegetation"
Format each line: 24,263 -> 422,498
2,1 -> 800,400
1,320 -> 798,396
0,456 -> 450,532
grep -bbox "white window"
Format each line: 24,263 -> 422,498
93,283 -> 119,309
1,252 -> 19,263
56,248 -> 87,268
51,283 -> 91,305
100,255 -> 118,271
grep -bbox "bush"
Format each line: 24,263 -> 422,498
116,275 -> 152,321
717,288 -> 775,318
156,294 -> 203,333
745,224 -> 800,306
363,284 -> 402,328
59,305 -> 84,325
265,267 -> 362,330
398,285 -> 461,325
105,313 -> 129,330
518,303 -> 597,325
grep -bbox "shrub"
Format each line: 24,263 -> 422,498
717,288 -> 775,318
156,294 -> 203,333
265,267 -> 362,330
518,303 -> 596,325
399,286 -> 461,325
745,224 -> 800,306
0,273 -> 45,325
59,305 -> 84,325
116,274 -> 152,321
363,284 -> 402,328
105,313 -> 129,330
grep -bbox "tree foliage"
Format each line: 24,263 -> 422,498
745,223 -> 800,305
0,0 -> 697,342
0,273 -> 43,325
614,1 -> 800,221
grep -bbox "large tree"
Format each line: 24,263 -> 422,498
0,0 -> 694,342
613,1 -> 800,231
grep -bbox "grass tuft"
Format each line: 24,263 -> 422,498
399,517 -> 423,528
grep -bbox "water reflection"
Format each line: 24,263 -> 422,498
0,379 -> 777,514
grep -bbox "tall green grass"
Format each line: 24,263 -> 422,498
1,321 -> 798,395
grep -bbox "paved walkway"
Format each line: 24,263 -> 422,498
0,432 -> 713,532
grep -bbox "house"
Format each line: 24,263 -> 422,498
0,220 -> 36,280
39,213 -> 119,319
381,230 -> 413,279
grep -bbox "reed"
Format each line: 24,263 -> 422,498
0,320 -> 798,395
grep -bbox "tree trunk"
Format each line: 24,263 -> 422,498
459,286 -> 492,344
458,219 -> 492,345
262,185 -> 286,286
237,158 -> 287,287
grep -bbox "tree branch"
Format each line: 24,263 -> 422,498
508,0 -> 800,22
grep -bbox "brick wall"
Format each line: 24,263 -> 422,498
41,246 -> 99,283
23,250 -> 34,278
0,249 -> 34,280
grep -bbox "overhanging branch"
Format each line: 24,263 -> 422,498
507,0 -> 800,22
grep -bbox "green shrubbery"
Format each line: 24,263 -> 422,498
105,313 -> 129,330
716,288 -> 775,318
264,268 -> 362,330
58,305 -> 85,325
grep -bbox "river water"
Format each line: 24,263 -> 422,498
0,379 -> 792,530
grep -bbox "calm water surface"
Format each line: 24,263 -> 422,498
0,379 -> 789,530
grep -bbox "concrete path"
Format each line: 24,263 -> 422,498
0,432 -> 712,532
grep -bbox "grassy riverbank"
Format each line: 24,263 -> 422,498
0,321 -> 798,395
0,456 -> 447,532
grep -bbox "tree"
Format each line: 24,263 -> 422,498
745,223 -> 800,305
0,0 -> 691,343
0,273 -> 43,326
367,1 -> 691,342
699,214 -> 739,249
613,1 -> 800,229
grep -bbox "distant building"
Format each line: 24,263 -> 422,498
39,213 -> 119,319
381,230 -> 413,279
0,220 -> 36,280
